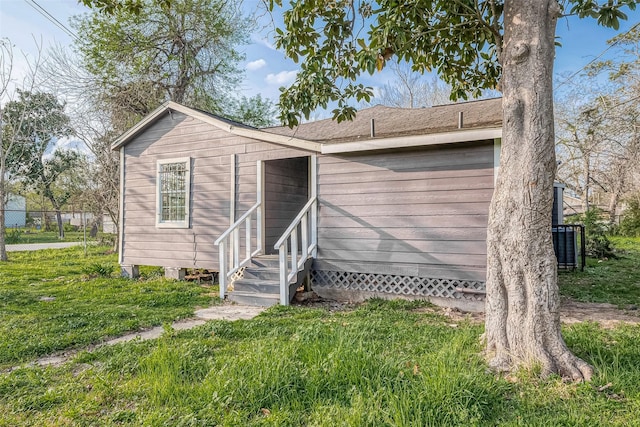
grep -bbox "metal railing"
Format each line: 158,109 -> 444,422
273,197 -> 318,305
552,224 -> 586,271
215,202 -> 262,299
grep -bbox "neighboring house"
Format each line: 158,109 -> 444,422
112,98 -> 503,311
4,194 -> 26,228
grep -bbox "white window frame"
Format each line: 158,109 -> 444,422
156,157 -> 191,228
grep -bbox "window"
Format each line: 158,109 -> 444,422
156,158 -> 191,228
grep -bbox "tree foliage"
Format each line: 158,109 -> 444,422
2,90 -> 79,239
556,24 -> 640,226
226,94 -> 278,128
73,0 -> 251,130
269,0 -> 636,126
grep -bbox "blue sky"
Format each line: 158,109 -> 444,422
1,0 -> 639,112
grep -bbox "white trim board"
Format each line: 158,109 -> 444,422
321,127 -> 503,154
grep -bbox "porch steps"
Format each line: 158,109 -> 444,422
227,255 -> 311,307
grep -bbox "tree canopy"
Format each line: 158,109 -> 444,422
269,0 -> 636,125
73,0 -> 251,130
1,90 -> 79,239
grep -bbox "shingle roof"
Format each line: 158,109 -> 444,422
261,98 -> 502,144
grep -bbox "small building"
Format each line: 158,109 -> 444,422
4,194 -> 26,228
113,99 -> 503,311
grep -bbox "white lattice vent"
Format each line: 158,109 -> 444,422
230,267 -> 245,283
311,270 -> 485,301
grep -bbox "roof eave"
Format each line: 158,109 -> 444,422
320,127 -> 502,154
111,101 -> 322,152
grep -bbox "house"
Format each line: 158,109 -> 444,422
4,194 -> 26,228
112,98 -> 503,311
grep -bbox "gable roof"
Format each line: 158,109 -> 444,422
111,101 -> 322,152
112,98 -> 502,154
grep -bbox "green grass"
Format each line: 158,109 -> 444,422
0,300 -> 639,426
1,240 -> 639,425
0,246 -> 215,368
559,236 -> 640,307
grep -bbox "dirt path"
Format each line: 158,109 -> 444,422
415,298 -> 640,328
5,298 -> 638,373
560,299 -> 640,328
5,304 -> 265,372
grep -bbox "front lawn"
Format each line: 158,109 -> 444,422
1,300 -> 639,426
1,240 -> 639,425
0,246 -> 215,368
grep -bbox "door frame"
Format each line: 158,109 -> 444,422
257,154 -> 317,253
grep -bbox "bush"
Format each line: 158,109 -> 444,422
83,262 -> 116,278
572,208 -> 616,259
63,223 -> 78,232
5,228 -> 22,244
617,197 -> 640,237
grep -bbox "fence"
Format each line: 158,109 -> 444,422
4,209 -> 117,251
552,224 -> 586,271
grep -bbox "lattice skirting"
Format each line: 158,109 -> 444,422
227,267 -> 246,291
310,270 -> 486,301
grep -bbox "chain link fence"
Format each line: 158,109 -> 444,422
3,208 -> 117,246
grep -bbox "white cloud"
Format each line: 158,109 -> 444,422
246,59 -> 267,71
265,70 -> 298,86
250,34 -> 277,51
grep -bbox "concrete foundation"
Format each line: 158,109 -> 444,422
165,267 -> 187,280
121,265 -> 140,279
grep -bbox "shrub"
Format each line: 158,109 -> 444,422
83,262 -> 116,278
617,197 -> 640,237
63,223 -> 78,232
572,208 -> 616,259
5,228 -> 22,244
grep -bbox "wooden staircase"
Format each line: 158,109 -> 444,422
228,255 -> 312,306
216,195 -> 318,307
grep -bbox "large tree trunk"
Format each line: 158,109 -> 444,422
484,0 -> 593,380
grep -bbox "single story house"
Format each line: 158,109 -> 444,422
113,98 -> 504,311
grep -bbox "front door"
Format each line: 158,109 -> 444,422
263,157 -> 309,254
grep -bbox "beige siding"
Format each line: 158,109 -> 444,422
121,111 -> 311,269
315,141 -> 494,281
121,109 -> 493,283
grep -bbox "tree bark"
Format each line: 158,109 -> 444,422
485,0 -> 593,380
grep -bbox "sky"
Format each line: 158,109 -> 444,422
1,0 -> 639,116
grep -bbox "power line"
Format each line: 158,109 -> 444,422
23,0 -> 79,42
556,21 -> 640,89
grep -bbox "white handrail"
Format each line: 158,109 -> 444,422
216,201 -> 262,300
274,197 -> 318,305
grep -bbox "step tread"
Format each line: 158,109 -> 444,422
234,277 -> 279,285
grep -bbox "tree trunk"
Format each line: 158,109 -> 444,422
55,208 -> 64,240
0,157 -> 7,261
0,185 -> 7,262
484,0 -> 593,380
583,155 -> 591,212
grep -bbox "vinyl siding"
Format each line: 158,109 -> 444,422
120,111 -> 311,269
315,141 -> 494,282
